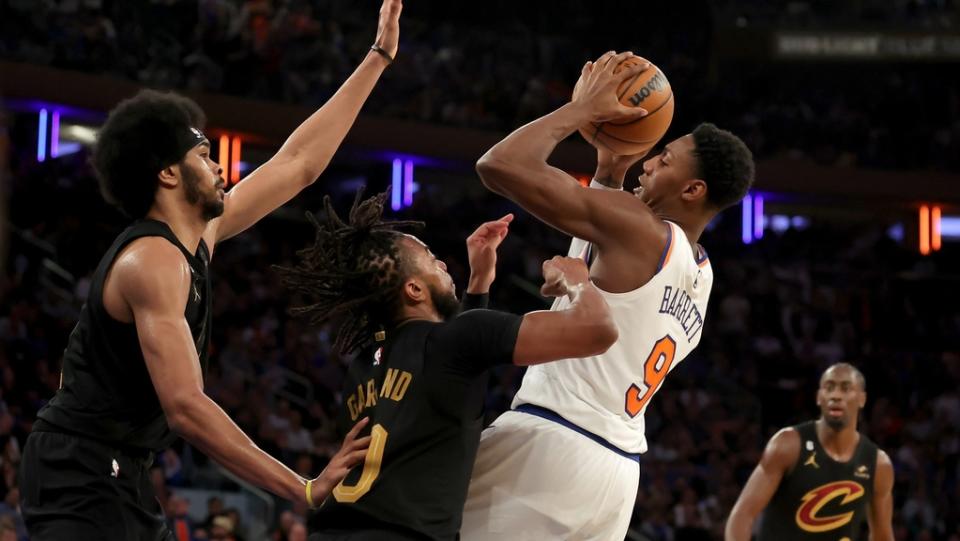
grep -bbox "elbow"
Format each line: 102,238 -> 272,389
723,512 -> 750,541
164,393 -> 203,439
296,160 -> 325,188
475,152 -> 511,192
584,318 -> 619,356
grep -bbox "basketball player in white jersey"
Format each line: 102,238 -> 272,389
461,51 -> 756,540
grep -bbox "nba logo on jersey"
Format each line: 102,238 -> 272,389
373,347 -> 383,366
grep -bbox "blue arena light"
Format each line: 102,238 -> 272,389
391,159 -> 403,211
51,110 -> 60,158
403,160 -> 414,208
742,194 -> 753,244
37,109 -> 48,162
753,194 -> 764,239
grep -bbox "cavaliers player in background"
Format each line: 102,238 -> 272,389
276,191 -> 618,540
18,1 -> 402,538
461,51 -> 755,539
726,363 -> 894,541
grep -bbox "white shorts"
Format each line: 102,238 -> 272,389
461,409 -> 640,541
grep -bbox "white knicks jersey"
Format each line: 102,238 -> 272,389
512,220 -> 713,454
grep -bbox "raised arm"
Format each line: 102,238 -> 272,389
512,256 -> 618,365
206,0 -> 402,244
475,51 -> 663,253
116,238 -> 369,506
726,428 -> 801,541
867,450 -> 895,541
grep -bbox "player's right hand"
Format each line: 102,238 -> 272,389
572,51 -> 650,123
540,256 -> 590,298
373,0 -> 402,60
311,417 -> 372,503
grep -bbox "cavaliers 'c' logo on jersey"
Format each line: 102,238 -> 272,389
795,480 -> 866,533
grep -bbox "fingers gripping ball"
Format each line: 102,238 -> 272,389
576,57 -> 675,156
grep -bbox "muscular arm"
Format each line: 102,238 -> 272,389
205,0 -> 401,245
867,450 -> 895,541
513,280 -> 618,366
726,428 -> 801,541
117,240 -> 320,503
475,103 -> 665,255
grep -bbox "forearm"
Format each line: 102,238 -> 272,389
275,51 -> 390,179
478,103 -> 588,193
724,517 -> 753,541
467,274 -> 493,295
515,283 -> 616,365
565,284 -> 618,348
170,394 -> 307,504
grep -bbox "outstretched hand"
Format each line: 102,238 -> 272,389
572,51 -> 651,124
373,0 -> 402,60
466,214 -> 513,293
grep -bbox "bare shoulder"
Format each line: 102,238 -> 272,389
605,189 -> 666,233
762,427 -> 802,469
590,190 -> 668,285
876,449 -> 893,468
874,449 -> 895,489
112,237 -> 192,306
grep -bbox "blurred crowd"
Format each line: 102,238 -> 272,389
2,1 -> 960,539
1,140 -> 958,540
2,0 -> 959,172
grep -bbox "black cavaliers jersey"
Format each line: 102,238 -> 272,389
36,219 -> 212,451
310,304 -> 522,541
759,421 -> 878,541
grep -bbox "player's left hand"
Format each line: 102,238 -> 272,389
373,0 -> 402,61
466,214 -> 513,292
311,417 -> 371,503
572,51 -> 651,123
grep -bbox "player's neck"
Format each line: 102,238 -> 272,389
815,418 -> 860,459
145,203 -> 206,253
657,211 -> 707,248
397,304 -> 442,325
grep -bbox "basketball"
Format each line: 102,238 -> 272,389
574,56 -> 675,156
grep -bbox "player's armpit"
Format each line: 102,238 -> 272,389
725,428 -> 801,541
867,450 -> 895,541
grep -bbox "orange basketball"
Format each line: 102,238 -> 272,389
574,56 -> 675,156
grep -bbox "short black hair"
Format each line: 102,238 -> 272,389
691,123 -> 755,211
275,191 -> 423,355
92,89 -> 206,218
822,362 -> 867,391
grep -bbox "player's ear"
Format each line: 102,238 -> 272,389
858,391 -> 866,410
681,178 -> 707,202
158,163 -> 180,189
401,277 -> 427,303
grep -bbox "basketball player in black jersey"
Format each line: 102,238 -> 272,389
726,363 -> 894,541
275,191 -> 618,540
18,1 -> 402,538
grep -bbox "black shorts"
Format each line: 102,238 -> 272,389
18,430 -> 175,541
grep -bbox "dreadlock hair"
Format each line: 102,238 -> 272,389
275,190 -> 423,356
